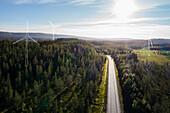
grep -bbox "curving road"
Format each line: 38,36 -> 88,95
106,55 -> 121,113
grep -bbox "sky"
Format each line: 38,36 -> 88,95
0,0 -> 170,39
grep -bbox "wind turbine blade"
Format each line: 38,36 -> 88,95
53,29 -> 55,40
150,39 -> 153,47
149,31 -> 154,47
28,36 -> 40,45
27,20 -> 29,33
49,21 -> 54,26
13,37 -> 26,44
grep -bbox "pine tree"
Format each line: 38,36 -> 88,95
33,80 -> 40,96
48,65 -> 52,78
46,80 -> 50,90
59,107 -> 63,113
53,100 -> 58,113
71,93 -> 79,112
33,57 -> 38,67
28,106 -> 33,113
25,68 -> 28,79
25,80 -> 28,90
6,74 -> 11,88
8,85 -> 13,104
18,71 -> 22,90
14,90 -> 21,110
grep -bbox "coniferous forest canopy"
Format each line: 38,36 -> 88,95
0,39 -> 106,112
93,40 -> 170,113
0,38 -> 170,113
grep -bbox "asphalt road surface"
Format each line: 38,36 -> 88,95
106,55 -> 121,113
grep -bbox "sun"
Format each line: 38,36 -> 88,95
112,0 -> 139,19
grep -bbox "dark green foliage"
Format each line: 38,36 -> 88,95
93,40 -> 169,113
0,39 -> 106,112
114,51 -> 170,113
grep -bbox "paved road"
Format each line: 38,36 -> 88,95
106,55 -> 121,113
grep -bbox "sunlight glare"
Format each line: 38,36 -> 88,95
113,0 -> 139,19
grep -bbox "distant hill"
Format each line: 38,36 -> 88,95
152,39 -> 170,44
0,31 -> 135,41
0,31 -> 170,42
0,31 -> 95,41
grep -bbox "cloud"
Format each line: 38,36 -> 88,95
15,0 -> 32,4
63,16 -> 170,28
14,0 -> 69,4
5,0 -> 170,39
57,23 -> 170,39
2,18 -> 170,39
69,0 -> 96,5
39,0 -> 58,3
49,15 -> 170,39
14,0 -> 100,5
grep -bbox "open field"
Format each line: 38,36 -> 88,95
133,48 -> 170,65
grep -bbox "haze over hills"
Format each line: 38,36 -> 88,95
0,31 -> 170,43
0,31 -> 94,41
0,31 -> 138,41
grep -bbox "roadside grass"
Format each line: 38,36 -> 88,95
103,59 -> 109,113
90,58 -> 108,113
133,48 -> 170,65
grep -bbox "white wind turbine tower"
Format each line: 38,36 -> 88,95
147,31 -> 153,56
13,21 -> 40,67
49,21 -> 60,41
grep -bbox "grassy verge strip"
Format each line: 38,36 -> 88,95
90,58 -> 108,113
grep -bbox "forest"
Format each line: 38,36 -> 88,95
113,50 -> 169,113
93,40 -> 170,113
0,39 -> 106,112
0,38 -> 169,113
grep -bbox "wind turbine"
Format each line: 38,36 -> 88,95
13,21 -> 40,68
147,31 -> 154,56
49,21 -> 60,41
